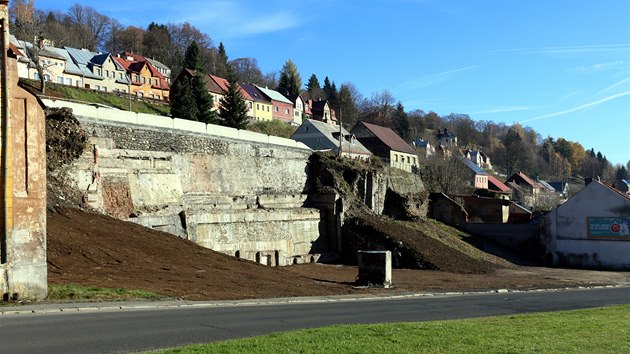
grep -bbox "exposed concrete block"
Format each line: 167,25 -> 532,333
268,135 -> 292,147
207,124 -> 239,139
237,130 -> 268,143
173,118 -> 206,133
357,250 -> 392,288
137,113 -> 174,129
97,109 -> 138,124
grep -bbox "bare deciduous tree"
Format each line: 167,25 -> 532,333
418,155 -> 473,195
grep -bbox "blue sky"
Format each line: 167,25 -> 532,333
39,0 -> 630,165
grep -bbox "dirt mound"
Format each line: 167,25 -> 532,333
47,208 -> 357,300
45,107 -> 89,210
47,208 -> 629,301
342,215 -> 509,274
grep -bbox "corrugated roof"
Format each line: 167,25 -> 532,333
461,157 -> 487,175
255,85 -> 293,104
65,47 -> 102,79
240,83 -> 270,103
356,121 -> 416,154
487,175 -> 511,192
292,119 -> 371,155
537,179 -> 556,192
207,75 -> 253,101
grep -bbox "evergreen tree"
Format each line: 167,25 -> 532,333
306,74 -> 320,92
323,76 -> 333,98
214,42 -> 230,78
219,67 -> 250,129
615,165 -> 628,181
337,84 -> 359,128
393,102 -> 410,139
170,75 -> 197,120
277,59 -> 302,96
171,41 -> 217,123
183,40 -> 204,71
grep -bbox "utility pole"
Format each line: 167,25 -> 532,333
337,106 -> 343,157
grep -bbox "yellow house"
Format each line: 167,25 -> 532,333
240,83 -> 272,121
114,54 -> 169,101
89,53 -> 130,93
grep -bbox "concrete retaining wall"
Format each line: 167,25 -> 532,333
41,98 -> 310,150
464,223 -> 538,250
56,110 -> 322,266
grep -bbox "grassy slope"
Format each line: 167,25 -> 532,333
153,305 -> 630,353
22,79 -> 170,116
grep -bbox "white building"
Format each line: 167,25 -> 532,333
544,179 -> 630,269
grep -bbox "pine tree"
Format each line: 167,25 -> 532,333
171,41 -> 217,123
219,68 -> 250,129
214,42 -> 230,78
393,102 -> 410,139
183,40 -> 204,71
277,59 -> 301,96
170,75 -> 198,120
306,74 -> 320,92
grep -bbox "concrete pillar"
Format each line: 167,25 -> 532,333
357,250 -> 392,288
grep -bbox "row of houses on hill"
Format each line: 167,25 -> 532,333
175,69 -> 338,127
11,37 -> 171,101
13,36 -> 341,128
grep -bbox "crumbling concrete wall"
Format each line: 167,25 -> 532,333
0,3 -> 47,300
429,193 -> 467,229
62,117 -> 322,266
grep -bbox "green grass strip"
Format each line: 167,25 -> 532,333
153,304 -> 630,353
48,284 -> 164,301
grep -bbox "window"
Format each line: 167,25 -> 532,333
57,76 -> 64,84
44,74 -> 51,82
33,72 -> 40,80
257,104 -> 260,110
103,87 -> 107,92
95,85 -> 100,90
66,78 -> 72,85
285,109 -> 289,114
267,106 -> 270,112
141,76 -> 146,84
105,70 -> 109,77
274,106 -> 279,112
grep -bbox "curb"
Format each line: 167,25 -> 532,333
1,284 -> 625,316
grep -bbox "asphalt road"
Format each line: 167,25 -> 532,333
1,287 -> 629,354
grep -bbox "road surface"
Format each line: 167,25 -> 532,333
1,287 -> 628,354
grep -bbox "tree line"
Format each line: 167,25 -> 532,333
11,1 -> 628,183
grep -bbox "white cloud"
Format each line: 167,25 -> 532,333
470,106 -> 529,115
589,77 -> 630,99
521,91 -> 630,123
396,65 -> 482,90
572,60 -> 625,73
482,44 -> 630,55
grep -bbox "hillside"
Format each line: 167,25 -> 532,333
43,105 -> 630,301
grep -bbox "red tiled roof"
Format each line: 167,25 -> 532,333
487,175 -> 511,193
208,75 -> 253,101
357,121 -> 416,154
112,56 -> 131,71
510,171 -> 539,188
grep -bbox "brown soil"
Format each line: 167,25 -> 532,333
47,208 -> 630,301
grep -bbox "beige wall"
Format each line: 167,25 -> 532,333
389,150 -> 418,173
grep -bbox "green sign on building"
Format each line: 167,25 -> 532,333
587,217 -> 630,238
